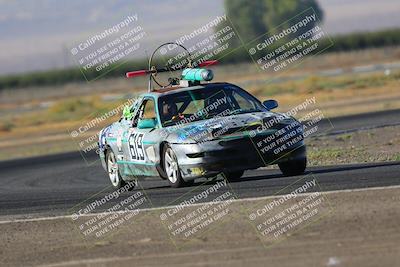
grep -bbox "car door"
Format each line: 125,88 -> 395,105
120,97 -> 159,177
111,97 -> 142,161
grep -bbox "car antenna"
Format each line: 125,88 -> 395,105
125,42 -> 218,92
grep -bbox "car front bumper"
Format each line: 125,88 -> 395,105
171,136 -> 306,181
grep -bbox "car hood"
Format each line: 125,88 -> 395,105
166,111 -> 295,143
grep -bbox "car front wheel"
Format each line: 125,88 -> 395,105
163,145 -> 186,188
278,157 -> 307,176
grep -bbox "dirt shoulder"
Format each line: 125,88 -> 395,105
1,186 -> 399,267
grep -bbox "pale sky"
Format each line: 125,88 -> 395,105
0,0 -> 399,75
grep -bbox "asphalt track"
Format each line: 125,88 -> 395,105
0,109 -> 399,219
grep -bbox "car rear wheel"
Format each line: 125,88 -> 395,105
163,145 -> 186,188
106,150 -> 126,189
278,157 -> 307,176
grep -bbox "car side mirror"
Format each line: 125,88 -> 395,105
263,99 -> 278,110
137,118 -> 157,129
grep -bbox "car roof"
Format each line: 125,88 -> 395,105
142,82 -> 233,99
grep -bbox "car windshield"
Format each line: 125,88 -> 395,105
158,84 -> 267,127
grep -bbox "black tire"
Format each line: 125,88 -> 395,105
163,145 -> 186,188
278,157 -> 307,176
106,150 -> 127,189
224,170 -> 244,181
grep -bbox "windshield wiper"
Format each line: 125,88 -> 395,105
230,109 -> 262,115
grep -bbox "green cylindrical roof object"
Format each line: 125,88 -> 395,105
182,68 -> 214,82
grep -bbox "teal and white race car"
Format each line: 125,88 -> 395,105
98,44 -> 306,188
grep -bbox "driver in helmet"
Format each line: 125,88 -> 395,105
162,101 -> 184,122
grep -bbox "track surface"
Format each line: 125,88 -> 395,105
0,109 -> 399,218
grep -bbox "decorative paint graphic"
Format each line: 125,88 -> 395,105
98,125 -> 111,149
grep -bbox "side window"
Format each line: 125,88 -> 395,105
132,99 -> 156,127
143,99 -> 156,119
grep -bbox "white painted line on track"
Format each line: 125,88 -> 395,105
37,246 -> 265,267
1,184 -> 400,225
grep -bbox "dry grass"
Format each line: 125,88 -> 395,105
0,47 -> 400,160
307,125 -> 400,166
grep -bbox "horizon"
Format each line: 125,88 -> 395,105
0,0 -> 399,75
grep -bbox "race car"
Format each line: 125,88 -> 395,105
98,43 -> 307,188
